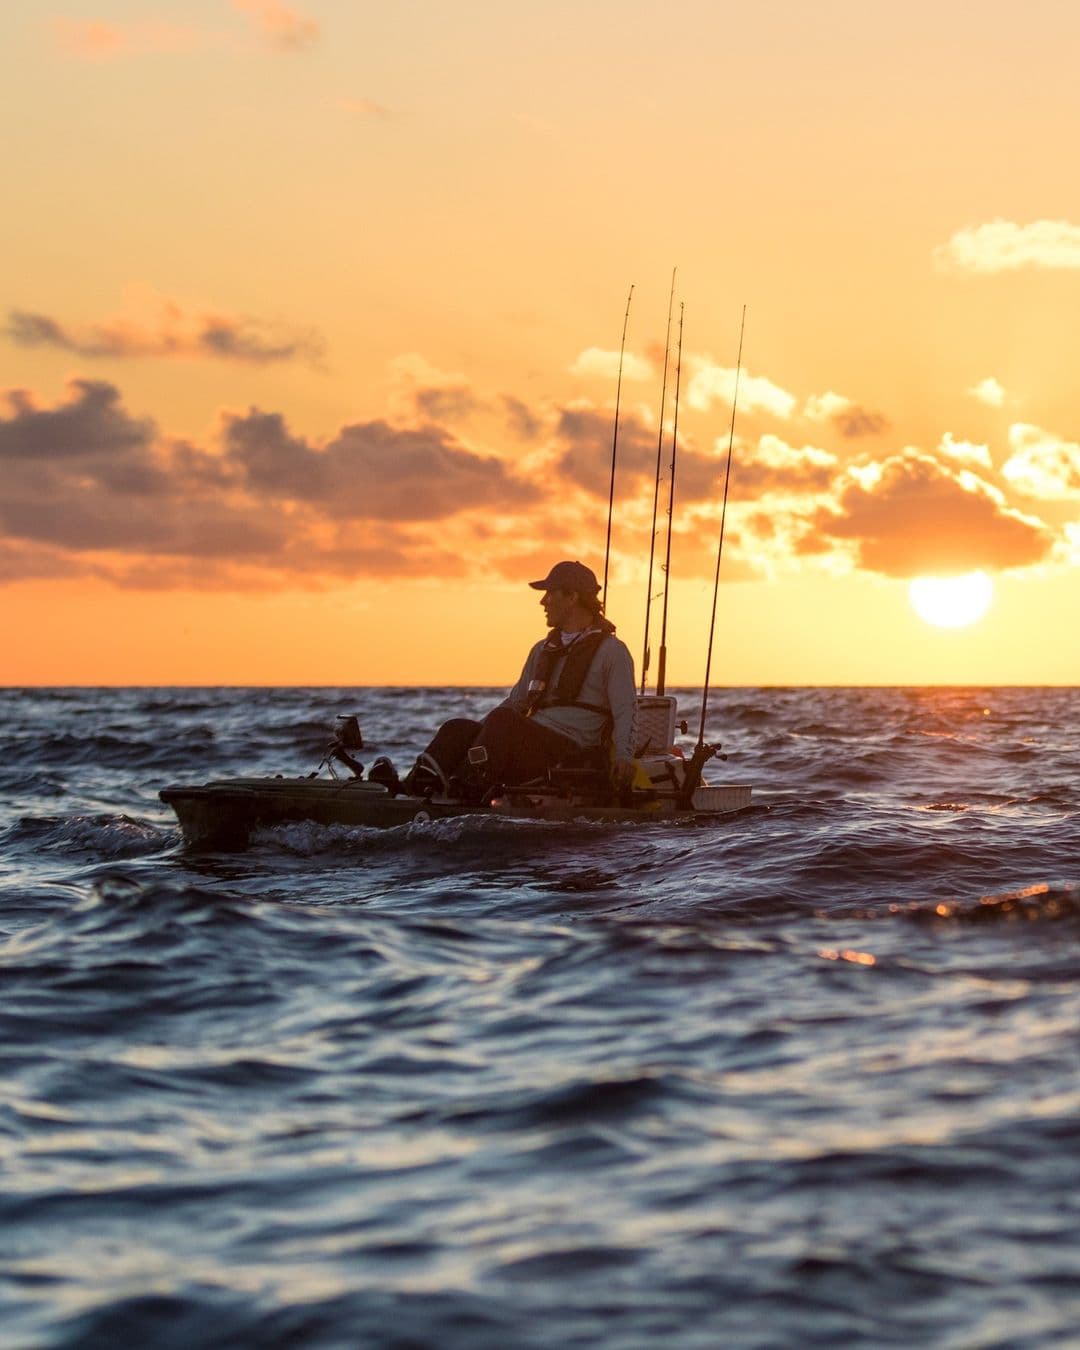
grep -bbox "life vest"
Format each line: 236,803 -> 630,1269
524,621 -> 615,718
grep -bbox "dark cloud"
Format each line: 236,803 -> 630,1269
0,380 -> 545,586
501,395 -> 543,441
197,318 -> 321,364
832,406 -> 890,438
412,385 -> 483,421
168,438 -> 236,489
0,456 -> 284,556
812,451 -> 1054,577
6,307 -> 323,365
214,410 -> 316,497
0,379 -> 153,460
390,359 -> 483,423
553,407 -> 720,502
7,312 -> 69,347
221,409 -> 539,520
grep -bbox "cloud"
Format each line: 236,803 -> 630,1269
0,379 -> 544,588
552,406 -> 654,497
686,359 -> 797,419
803,390 -> 888,438
232,0 -> 318,51
935,220 -> 1080,273
411,386 -> 482,422
936,432 -> 992,471
569,348 -> 653,381
811,449 -> 1053,577
501,395 -> 543,441
1001,424 -> 1080,500
552,405 -> 721,502
1063,523 -> 1080,567
734,435 -> 838,498
221,408 -> 538,520
803,392 -> 850,422
388,354 -> 483,423
0,379 -> 154,460
0,539 -> 95,583
969,376 -> 1006,408
6,376 -> 1060,594
7,302 -> 323,366
734,505 -> 835,575
832,406 -> 889,438
0,383 -> 285,558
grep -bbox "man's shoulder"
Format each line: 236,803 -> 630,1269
597,632 -> 635,676
601,631 -> 633,658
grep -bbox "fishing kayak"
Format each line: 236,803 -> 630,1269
160,695 -> 752,850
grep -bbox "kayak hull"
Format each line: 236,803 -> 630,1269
159,777 -> 753,851
159,779 -> 468,850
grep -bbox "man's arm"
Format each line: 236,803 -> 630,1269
497,639 -> 544,714
604,639 -> 638,764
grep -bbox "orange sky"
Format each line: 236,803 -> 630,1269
3,1 -> 1080,684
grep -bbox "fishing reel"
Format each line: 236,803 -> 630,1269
322,715 -> 364,779
336,715 -> 364,750
674,739 -> 725,809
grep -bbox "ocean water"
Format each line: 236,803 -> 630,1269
1,685 -> 1078,1349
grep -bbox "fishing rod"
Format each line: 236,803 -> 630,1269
698,304 -> 746,743
640,266 -> 677,696
656,300 -> 684,699
678,304 -> 746,809
602,283 -> 634,612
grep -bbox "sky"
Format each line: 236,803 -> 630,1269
3,0 -> 1080,685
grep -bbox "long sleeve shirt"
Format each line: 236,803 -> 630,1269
500,630 -> 638,760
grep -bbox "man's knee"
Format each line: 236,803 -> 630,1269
439,717 -> 482,738
478,706 -> 522,741
425,718 -> 482,768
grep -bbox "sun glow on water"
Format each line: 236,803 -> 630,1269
908,571 -> 994,629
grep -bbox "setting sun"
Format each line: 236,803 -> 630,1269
908,572 -> 994,629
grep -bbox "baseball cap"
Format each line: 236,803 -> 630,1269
528,560 -> 600,594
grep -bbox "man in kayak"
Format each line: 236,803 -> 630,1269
389,561 -> 638,802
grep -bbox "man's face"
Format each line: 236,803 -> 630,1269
540,588 -> 575,629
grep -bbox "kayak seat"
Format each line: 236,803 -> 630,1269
506,744 -> 613,797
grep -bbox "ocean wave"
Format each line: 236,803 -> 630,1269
7,813 -> 170,859
249,811 -> 602,858
4,729 -> 221,772
905,880 -> 1080,924
0,768 -> 68,796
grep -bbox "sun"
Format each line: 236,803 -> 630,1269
908,571 -> 994,629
